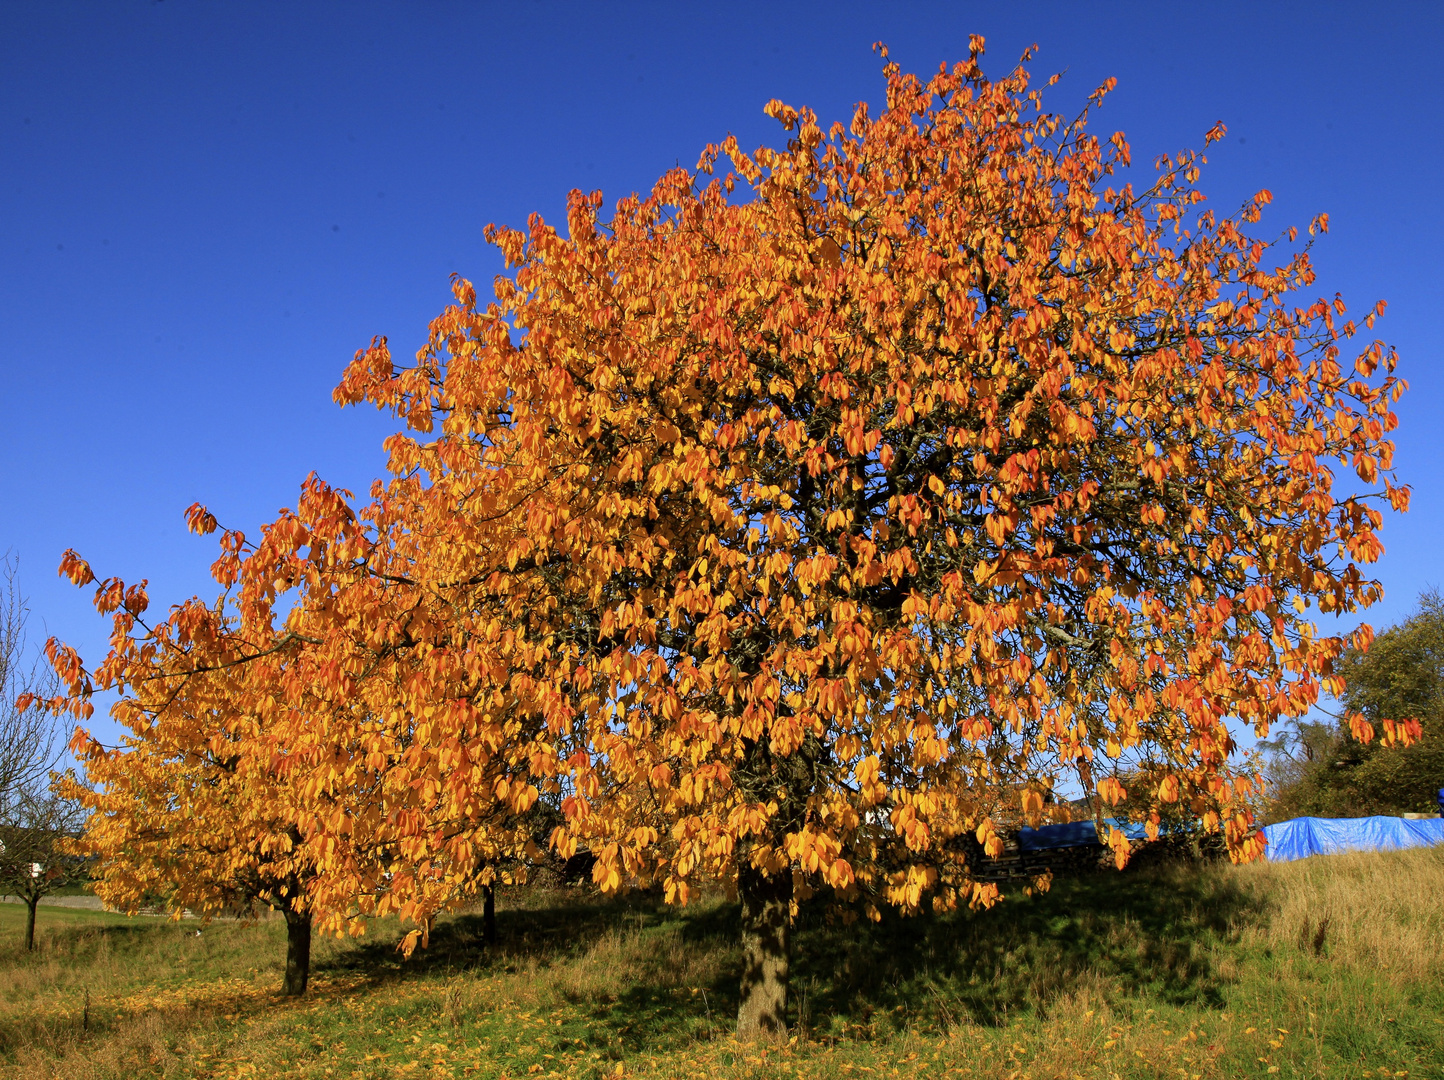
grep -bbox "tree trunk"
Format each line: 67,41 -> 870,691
481,883 -> 496,947
24,896 -> 38,951
735,861 -> 792,1040
282,907 -> 312,996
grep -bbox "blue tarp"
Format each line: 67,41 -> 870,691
1017,815 -> 1444,860
1262,816 -> 1444,862
1016,818 -> 1155,852
1017,820 -> 1101,851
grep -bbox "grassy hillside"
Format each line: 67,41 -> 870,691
2,847 -> 1441,1079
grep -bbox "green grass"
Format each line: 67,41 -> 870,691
1,848 -> 1441,1079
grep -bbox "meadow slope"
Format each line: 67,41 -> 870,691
1,847 -> 1440,1079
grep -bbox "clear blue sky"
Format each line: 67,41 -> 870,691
3,1 -> 1441,746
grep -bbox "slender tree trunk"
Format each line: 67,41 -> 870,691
481,883 -> 496,947
735,862 -> 792,1040
282,907 -> 312,996
24,895 -> 38,951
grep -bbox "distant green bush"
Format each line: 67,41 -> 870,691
1263,590 -> 1444,820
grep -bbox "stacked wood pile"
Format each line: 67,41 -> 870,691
966,833 -> 1109,882
964,827 -> 1226,882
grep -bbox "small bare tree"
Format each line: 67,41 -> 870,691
1,554 -> 58,801
0,554 -> 76,948
0,782 -> 86,949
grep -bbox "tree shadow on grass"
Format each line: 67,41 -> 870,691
318,890 -> 688,981
311,891 -> 741,1058
309,864 -> 1264,1051
794,864 -> 1266,1033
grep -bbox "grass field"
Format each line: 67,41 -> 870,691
1,847 -> 1441,1079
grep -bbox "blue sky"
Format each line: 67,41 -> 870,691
3,1 -> 1441,746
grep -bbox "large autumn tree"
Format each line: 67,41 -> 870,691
314,42 -> 1411,1036
44,40 -> 1411,1036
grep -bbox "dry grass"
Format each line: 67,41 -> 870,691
1223,843 -> 1444,982
0,908 -> 361,1080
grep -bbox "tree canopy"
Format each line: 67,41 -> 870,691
38,40 -> 1411,1034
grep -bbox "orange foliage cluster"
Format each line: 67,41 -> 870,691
35,41 -> 1411,945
